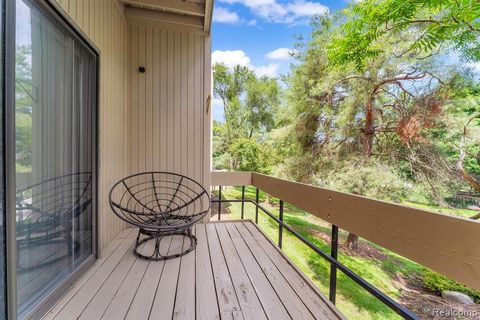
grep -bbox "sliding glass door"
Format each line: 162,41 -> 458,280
11,0 -> 98,317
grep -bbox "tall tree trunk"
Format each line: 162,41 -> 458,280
363,98 -> 375,157
345,95 -> 376,250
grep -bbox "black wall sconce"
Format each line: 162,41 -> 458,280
139,66 -> 146,73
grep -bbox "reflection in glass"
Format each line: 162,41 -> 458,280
15,0 -> 96,316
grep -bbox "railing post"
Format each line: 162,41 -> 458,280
278,200 -> 284,249
255,188 -> 259,224
218,186 -> 222,221
241,185 -> 245,219
329,225 -> 339,304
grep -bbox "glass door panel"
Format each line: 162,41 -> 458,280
14,0 -> 96,316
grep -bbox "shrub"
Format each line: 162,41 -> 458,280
423,269 -> 480,303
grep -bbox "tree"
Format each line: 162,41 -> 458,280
328,0 -> 480,70
213,63 -> 282,171
229,138 -> 274,174
287,11 -> 470,249
213,63 -> 253,145
244,76 -> 279,138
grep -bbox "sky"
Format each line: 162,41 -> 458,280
210,0 -> 350,121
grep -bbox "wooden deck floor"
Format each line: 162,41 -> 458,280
43,221 -> 344,320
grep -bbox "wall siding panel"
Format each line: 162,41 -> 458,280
52,1 -> 212,250
127,20 -> 211,191
54,0 -> 129,251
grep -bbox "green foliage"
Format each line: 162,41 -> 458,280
323,160 -> 408,203
423,269 -> 480,303
244,76 -> 279,138
15,45 -> 33,171
16,112 -> 32,169
328,0 -> 480,70
228,138 -> 273,174
212,63 -> 282,172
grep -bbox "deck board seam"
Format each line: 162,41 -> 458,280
82,245 -> 139,319
144,236 -> 174,319
100,237 -> 152,320
234,222 -> 317,320
171,236 -> 188,319
75,234 -> 138,318
204,224 -> 222,319
242,221 -> 344,319
212,223 -> 244,318
226,222 -> 291,320
119,247 -> 152,320
220,223 -> 269,320
47,228 -> 135,319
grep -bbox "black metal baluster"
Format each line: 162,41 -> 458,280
255,188 -> 259,224
241,186 -> 245,219
218,186 -> 222,221
278,200 -> 284,249
329,225 -> 339,304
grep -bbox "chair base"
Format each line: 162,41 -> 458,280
134,227 -> 197,261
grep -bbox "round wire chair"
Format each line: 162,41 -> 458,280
109,172 -> 210,260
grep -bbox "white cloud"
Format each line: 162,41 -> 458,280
212,50 -> 279,77
287,0 -> 328,16
218,0 -> 328,24
212,50 -> 251,68
213,7 -> 241,23
265,47 -> 298,60
253,63 -> 279,77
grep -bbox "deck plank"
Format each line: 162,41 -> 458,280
44,222 -> 344,320
205,223 -> 244,320
225,224 -> 292,319
215,223 -> 268,320
44,228 -> 134,320
195,224 -> 221,320
78,241 -> 138,320
172,232 -> 196,320
241,221 -> 344,320
124,236 -> 172,320
148,235 -> 185,319
230,222 -> 315,320
50,229 -> 137,320
100,241 -> 153,319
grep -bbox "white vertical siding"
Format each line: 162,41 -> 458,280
127,20 -> 211,189
54,0 -> 129,250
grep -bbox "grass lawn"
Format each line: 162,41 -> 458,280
214,186 -> 429,320
403,202 -> 478,219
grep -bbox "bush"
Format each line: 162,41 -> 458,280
423,269 -> 480,303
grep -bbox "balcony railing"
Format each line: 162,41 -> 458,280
210,171 -> 480,320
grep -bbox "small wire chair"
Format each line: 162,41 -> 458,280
109,172 -> 210,260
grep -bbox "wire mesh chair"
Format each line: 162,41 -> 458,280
109,172 -> 210,260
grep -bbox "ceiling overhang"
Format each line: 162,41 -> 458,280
120,0 -> 214,33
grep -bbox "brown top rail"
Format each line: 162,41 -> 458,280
211,171 -> 480,291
